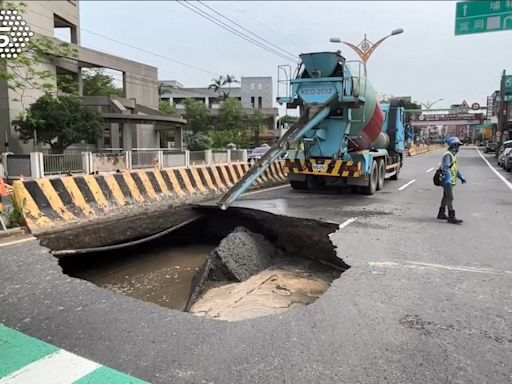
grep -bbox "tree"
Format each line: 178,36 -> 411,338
247,108 -> 266,146
82,68 -> 123,97
187,132 -> 212,151
224,74 -> 239,95
217,98 -> 249,148
0,3 -> 78,109
208,75 -> 226,98
57,74 -> 78,96
158,101 -> 178,116
218,97 -> 245,131
14,94 -> 103,153
183,98 -> 209,133
208,74 -> 239,101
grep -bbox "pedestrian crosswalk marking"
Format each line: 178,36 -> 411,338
0,350 -> 100,384
0,324 -> 148,384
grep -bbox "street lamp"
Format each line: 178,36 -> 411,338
329,28 -> 404,63
414,99 -> 444,145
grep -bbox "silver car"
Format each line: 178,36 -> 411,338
248,145 -> 270,161
505,149 -> 512,172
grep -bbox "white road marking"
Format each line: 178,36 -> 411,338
426,167 -> 434,173
243,184 -> 290,196
398,179 -> 416,191
0,237 -> 36,248
368,260 -> 512,276
339,217 -> 357,229
476,147 -> 512,191
0,349 -> 100,384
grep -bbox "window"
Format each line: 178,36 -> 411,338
250,83 -> 255,90
251,97 -> 255,108
258,83 -> 262,90
258,97 -> 262,108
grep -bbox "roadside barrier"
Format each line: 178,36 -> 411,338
12,161 -> 288,233
407,144 -> 444,156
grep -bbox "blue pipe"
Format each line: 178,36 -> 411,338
218,105 -> 331,210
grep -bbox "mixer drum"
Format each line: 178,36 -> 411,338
348,78 -> 384,151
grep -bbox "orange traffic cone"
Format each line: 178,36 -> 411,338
0,178 -> 9,197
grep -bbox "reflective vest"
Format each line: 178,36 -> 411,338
444,151 -> 458,186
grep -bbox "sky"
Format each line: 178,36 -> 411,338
78,1 -> 511,110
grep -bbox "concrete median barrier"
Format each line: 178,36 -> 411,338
407,144 -> 444,156
12,161 -> 289,245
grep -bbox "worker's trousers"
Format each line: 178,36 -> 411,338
440,185 -> 454,211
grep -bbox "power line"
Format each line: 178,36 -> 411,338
24,7 -> 221,77
197,1 -> 297,59
176,1 -> 297,63
225,1 -> 302,49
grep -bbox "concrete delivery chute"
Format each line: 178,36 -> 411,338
218,51 -> 406,210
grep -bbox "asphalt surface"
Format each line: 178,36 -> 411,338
1,147 -> 511,383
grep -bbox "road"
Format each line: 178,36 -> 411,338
1,147 -> 511,383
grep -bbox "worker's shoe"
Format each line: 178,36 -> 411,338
437,207 -> 447,220
447,210 -> 463,224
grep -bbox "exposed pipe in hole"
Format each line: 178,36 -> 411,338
53,217 -> 202,256
58,207 -> 350,321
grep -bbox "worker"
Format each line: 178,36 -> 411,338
437,136 -> 466,224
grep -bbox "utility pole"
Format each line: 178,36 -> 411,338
497,69 -> 506,152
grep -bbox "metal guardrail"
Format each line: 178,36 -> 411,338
43,153 -> 83,175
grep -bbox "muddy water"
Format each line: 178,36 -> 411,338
61,244 -> 213,311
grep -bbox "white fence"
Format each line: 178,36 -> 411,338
4,149 -> 248,179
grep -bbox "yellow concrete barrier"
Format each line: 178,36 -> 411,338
13,161 -> 288,234
407,144 -> 444,157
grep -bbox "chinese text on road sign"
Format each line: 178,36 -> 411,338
455,1 -> 512,35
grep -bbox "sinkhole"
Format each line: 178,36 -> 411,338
58,207 -> 349,322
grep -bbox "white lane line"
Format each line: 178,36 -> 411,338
398,179 -> 416,191
244,184 -> 290,196
476,147 -> 512,191
0,237 -> 36,248
0,349 -> 100,384
368,260 -> 512,277
339,217 -> 357,229
426,167 -> 434,173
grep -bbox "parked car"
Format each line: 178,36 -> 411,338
498,147 -> 512,167
248,145 -> 270,161
504,151 -> 512,172
484,142 -> 497,153
497,140 -> 512,165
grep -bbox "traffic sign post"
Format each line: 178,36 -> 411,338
455,1 -> 512,35
505,75 -> 512,93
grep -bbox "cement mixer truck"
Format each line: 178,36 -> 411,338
218,51 -> 405,210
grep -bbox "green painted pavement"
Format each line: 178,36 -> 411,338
73,366 -> 148,384
0,324 -> 150,383
0,324 -> 58,378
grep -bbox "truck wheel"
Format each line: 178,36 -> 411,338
362,160 -> 378,195
376,159 -> 385,190
390,162 -> 400,180
290,180 -> 307,190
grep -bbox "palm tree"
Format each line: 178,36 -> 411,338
208,75 -> 226,97
224,74 -> 239,94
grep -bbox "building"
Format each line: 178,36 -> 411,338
0,0 -> 185,154
159,77 -> 278,133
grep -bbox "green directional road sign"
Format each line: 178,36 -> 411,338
505,75 -> 512,93
455,1 -> 512,35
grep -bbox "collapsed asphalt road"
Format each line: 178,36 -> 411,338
0,147 -> 511,383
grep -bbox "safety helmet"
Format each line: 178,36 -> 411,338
446,137 -> 462,148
